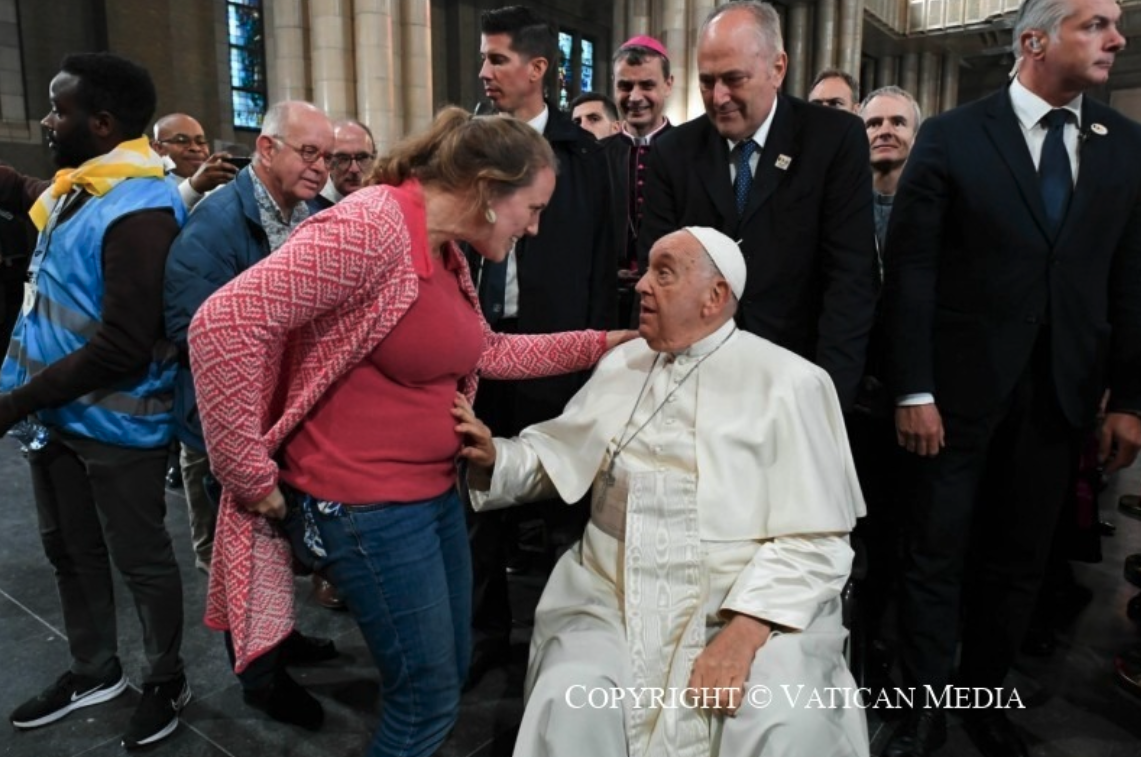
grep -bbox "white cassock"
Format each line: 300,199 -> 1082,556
470,320 -> 869,757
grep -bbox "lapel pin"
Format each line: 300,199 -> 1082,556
1090,123 -> 1107,136
775,154 -> 792,170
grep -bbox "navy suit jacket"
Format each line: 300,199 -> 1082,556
639,95 -> 878,410
882,86 -> 1141,425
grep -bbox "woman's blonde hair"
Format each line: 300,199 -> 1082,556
369,106 -> 557,217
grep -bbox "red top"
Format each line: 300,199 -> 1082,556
279,251 -> 483,504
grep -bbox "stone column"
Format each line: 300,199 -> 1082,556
815,0 -> 839,74
900,52 -> 919,100
354,0 -> 399,150
875,55 -> 897,90
270,0 -> 309,103
918,50 -> 940,122
309,0 -> 355,119
401,0 -> 433,134
837,0 -> 864,78
630,0 -> 651,37
661,0 -> 689,123
940,52 -> 960,113
612,0 -> 627,52
787,1 -> 812,97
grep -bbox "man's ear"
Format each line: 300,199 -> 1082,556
703,279 -> 731,318
89,110 -> 115,139
529,55 -> 549,81
255,133 -> 277,164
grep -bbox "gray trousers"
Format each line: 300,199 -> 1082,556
30,432 -> 185,684
179,443 -> 215,570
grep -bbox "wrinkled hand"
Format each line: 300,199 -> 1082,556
452,393 -> 496,469
687,614 -> 771,717
895,403 -> 945,457
245,485 -> 286,520
605,330 -> 639,351
1099,412 -> 1141,474
189,153 -> 239,194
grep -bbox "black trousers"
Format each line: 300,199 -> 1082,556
29,432 -> 185,684
897,337 -> 1080,694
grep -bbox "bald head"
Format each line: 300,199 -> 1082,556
151,113 -> 208,178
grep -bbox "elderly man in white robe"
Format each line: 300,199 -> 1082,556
453,226 -> 869,757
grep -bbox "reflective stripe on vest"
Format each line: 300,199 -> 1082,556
0,177 -> 187,448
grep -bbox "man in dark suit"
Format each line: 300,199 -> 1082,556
466,4 -> 617,686
639,0 -> 877,410
881,0 -> 1141,754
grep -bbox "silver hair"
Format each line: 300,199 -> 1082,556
860,86 -> 923,128
701,1 -> 785,59
1011,0 -> 1074,55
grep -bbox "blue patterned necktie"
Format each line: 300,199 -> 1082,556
1038,109 -> 1072,233
734,140 -> 758,215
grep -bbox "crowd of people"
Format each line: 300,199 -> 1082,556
1,0 -> 1139,756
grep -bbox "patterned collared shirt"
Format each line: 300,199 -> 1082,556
249,168 -> 310,251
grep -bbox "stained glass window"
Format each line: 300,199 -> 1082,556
558,32 -> 574,109
227,0 -> 266,130
580,39 -> 594,94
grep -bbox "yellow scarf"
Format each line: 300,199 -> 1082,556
29,136 -> 166,231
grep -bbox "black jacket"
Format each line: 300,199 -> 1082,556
882,86 -> 1141,426
640,96 -> 878,410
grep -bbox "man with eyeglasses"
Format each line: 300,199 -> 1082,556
164,100 -> 339,730
317,119 -> 376,208
151,113 -> 239,210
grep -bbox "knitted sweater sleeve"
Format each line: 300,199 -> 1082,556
188,204 -> 403,504
476,328 -> 609,380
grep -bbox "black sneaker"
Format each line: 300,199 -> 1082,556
10,667 -> 128,729
121,675 -> 192,750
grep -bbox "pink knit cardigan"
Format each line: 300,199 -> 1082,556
188,180 -> 606,672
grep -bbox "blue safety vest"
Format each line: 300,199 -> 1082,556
1,177 -> 187,448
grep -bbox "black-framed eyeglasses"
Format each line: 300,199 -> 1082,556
329,152 -> 377,171
157,134 -> 209,147
271,136 -> 332,166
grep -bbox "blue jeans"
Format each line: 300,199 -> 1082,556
282,485 -> 471,757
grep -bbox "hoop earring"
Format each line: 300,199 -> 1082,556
485,207 -> 497,224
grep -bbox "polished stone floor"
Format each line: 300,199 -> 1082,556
1,434 -> 1140,756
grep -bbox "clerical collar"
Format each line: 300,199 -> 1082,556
621,118 -> 670,146
726,97 -> 777,154
667,319 -> 737,361
1009,75 -> 1081,132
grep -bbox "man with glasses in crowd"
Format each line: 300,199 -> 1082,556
163,100 -> 339,729
151,113 -> 239,210
316,119 -> 376,209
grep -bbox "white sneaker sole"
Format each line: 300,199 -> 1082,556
10,674 -> 129,729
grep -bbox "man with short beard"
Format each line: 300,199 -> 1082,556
0,52 -> 189,750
